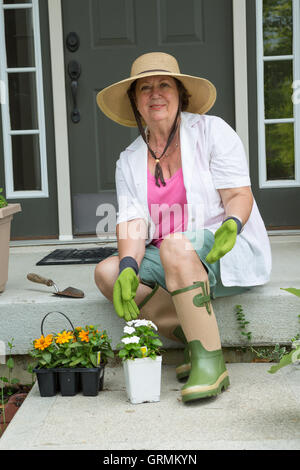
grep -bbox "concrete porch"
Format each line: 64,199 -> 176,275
1,235 -> 300,451
0,235 -> 300,358
0,363 -> 300,450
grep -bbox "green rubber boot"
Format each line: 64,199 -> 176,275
181,340 -> 230,402
170,280 -> 230,403
173,326 -> 191,381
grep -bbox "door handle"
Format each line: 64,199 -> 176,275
68,61 -> 81,123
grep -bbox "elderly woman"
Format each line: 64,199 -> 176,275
95,52 -> 271,403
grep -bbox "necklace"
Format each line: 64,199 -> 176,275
146,130 -> 179,161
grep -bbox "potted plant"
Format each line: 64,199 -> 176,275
56,325 -> 114,396
29,314 -> 114,397
117,319 -> 163,404
29,333 -> 61,396
0,339 -> 32,434
268,288 -> 300,374
0,187 -> 21,293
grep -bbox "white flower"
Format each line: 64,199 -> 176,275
123,326 -> 136,334
121,336 -> 140,345
133,319 -> 149,327
147,320 -> 158,331
126,320 -> 135,326
134,319 -> 158,330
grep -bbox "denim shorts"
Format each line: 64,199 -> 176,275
111,229 -> 252,299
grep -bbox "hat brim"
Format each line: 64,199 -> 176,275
96,71 -> 216,127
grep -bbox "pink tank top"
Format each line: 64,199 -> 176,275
147,166 -> 188,248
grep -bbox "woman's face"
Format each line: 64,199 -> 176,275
134,75 -> 179,129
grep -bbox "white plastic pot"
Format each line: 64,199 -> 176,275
123,356 -> 162,404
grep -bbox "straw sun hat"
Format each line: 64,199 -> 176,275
96,52 -> 216,127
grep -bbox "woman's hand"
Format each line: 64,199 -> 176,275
205,219 -> 237,264
113,267 -> 140,321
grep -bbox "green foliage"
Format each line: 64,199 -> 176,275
234,305 -> 287,363
117,320 -> 163,361
268,288 -> 300,373
251,343 -> 286,363
0,188 -> 8,209
263,0 -> 292,56
268,346 -> 300,374
235,305 -> 252,342
0,338 -> 20,391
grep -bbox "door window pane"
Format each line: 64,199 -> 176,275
3,1 -> 32,3
263,0 -> 293,56
11,134 -> 41,191
265,123 -> 294,180
264,60 -> 293,119
5,8 -> 35,68
8,72 -> 38,130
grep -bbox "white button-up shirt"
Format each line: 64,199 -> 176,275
115,112 -> 272,287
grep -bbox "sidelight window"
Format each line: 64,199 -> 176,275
0,0 -> 48,198
256,0 -> 300,188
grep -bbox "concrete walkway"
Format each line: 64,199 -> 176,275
0,363 -> 300,450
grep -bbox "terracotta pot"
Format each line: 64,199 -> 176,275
0,392 -> 28,433
0,203 -> 21,293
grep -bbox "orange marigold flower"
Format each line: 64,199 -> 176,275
55,330 -> 74,344
34,334 -> 53,351
79,330 -> 89,343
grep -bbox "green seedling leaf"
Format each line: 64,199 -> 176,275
6,357 -> 14,369
69,357 -> 82,367
41,352 -> 51,364
104,349 -> 114,359
268,348 -> 300,374
281,288 -> 300,298
151,339 -> 163,346
89,353 -> 97,367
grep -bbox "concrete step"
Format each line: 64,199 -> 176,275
0,363 -> 300,450
0,236 -> 300,355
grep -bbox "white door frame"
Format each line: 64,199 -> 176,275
47,0 -> 249,241
233,0 -> 249,163
48,0 -> 73,241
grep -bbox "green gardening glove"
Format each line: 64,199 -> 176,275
113,267 -> 140,322
205,219 -> 238,264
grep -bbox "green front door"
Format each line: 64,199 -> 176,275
62,0 -> 235,236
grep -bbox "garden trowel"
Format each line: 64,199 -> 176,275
27,273 -> 84,298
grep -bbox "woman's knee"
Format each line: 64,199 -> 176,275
160,234 -> 197,266
94,256 -> 119,298
160,234 -> 208,281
